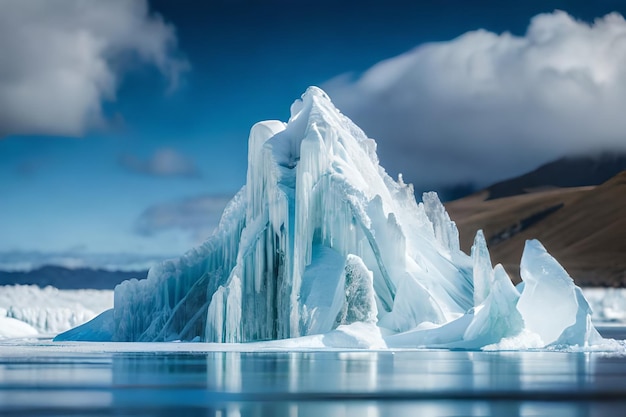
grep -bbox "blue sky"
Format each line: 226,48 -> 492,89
2,0 -> 626,270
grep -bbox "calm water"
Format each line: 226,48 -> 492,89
1,331 -> 626,417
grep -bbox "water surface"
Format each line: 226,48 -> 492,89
1,335 -> 626,416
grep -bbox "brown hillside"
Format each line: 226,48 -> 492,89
446,171 -> 626,286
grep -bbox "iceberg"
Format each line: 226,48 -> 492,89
56,87 -> 605,350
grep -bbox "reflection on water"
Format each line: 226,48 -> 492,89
1,348 -> 626,416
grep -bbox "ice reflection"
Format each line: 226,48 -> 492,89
2,349 -> 624,416
520,351 -> 593,390
471,352 -> 522,416
108,350 -> 626,416
211,351 -> 241,392
204,351 -> 384,394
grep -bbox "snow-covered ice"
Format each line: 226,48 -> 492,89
0,285 -> 112,339
582,288 -> 626,323
52,87 -> 614,350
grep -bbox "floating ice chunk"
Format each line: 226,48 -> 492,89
461,264 -> 524,349
552,287 -> 603,347
385,264 -> 523,349
517,240 -> 578,345
377,270 -> 447,334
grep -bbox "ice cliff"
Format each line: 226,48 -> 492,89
56,87 -> 604,349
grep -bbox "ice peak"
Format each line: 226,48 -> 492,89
303,85 -> 331,100
289,86 -> 337,123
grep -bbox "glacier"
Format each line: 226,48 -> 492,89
0,285 -> 112,339
56,87 -> 607,350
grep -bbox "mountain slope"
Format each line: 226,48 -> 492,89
447,171 -> 626,286
486,153 -> 626,200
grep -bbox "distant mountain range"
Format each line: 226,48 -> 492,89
446,153 -> 626,287
0,265 -> 147,289
486,152 -> 626,199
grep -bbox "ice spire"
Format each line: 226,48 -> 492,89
471,230 -> 493,306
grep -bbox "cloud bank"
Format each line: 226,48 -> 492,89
135,195 -> 232,244
0,250 -> 169,272
327,11 -> 626,191
119,148 -> 201,178
0,0 -> 187,138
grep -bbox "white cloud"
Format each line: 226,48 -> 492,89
0,0 -> 187,137
326,11 -> 626,190
119,147 -> 201,178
